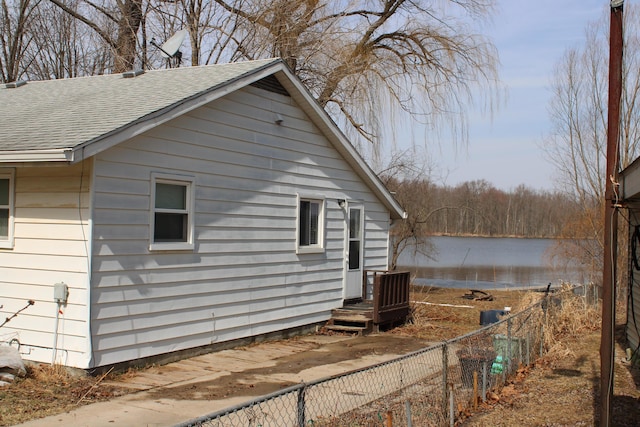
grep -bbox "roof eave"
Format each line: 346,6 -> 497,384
0,149 -> 72,163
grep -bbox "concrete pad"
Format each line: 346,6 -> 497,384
16,334 -> 390,427
297,334 -> 353,345
15,393 -> 259,427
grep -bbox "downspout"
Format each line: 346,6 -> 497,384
600,1 -> 624,425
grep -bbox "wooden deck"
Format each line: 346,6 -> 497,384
325,271 -> 411,335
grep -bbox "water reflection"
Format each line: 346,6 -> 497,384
409,265 -> 589,290
397,236 -> 592,290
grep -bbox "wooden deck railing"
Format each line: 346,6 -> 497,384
366,270 -> 411,326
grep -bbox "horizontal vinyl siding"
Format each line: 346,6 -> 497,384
363,206 -> 392,269
0,163 -> 91,368
90,85 -> 390,366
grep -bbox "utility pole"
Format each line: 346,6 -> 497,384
601,1 -> 624,426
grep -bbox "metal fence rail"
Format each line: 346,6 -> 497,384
175,285 -> 581,427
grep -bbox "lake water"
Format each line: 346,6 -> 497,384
395,236 -> 593,290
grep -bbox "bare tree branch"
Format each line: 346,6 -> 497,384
48,0 -> 117,49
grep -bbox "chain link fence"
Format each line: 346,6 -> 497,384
175,285 -> 586,427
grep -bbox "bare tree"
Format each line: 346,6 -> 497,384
144,0 -> 227,67
0,0 -> 38,83
48,0 -> 143,72
378,148 -> 437,270
179,0 -> 215,66
546,5 -> 640,207
210,0 -> 500,148
23,0 -> 112,79
543,5 -> 640,281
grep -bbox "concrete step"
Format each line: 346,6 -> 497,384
323,324 -> 369,334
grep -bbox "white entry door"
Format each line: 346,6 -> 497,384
344,203 -> 364,300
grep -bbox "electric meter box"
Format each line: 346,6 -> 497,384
54,282 -> 68,304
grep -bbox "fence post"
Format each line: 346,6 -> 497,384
540,296 -> 548,358
297,384 -> 306,427
442,343 -> 448,422
482,362 -> 487,402
448,382 -> 455,427
507,317 -> 513,374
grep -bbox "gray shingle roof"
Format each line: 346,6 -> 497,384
0,57 -> 406,219
0,59 -> 280,153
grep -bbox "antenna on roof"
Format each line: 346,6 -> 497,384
150,29 -> 187,68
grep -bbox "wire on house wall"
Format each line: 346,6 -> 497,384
626,209 -> 640,360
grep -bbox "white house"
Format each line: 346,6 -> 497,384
0,59 -> 405,370
620,159 -> 640,360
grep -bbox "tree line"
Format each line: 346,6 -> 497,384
430,181 -> 580,238
387,178 -> 581,238
381,175 -> 585,269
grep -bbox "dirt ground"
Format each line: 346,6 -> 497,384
126,286 -> 530,404
1,286 -> 639,426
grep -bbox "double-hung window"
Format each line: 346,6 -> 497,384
297,195 -> 324,253
0,170 -> 14,249
150,173 -> 195,251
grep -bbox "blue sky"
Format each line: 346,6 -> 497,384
432,0 -> 615,191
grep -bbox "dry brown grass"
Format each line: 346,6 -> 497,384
472,283 -> 602,360
540,284 -> 601,356
0,364 -> 126,426
399,285 -> 533,341
460,284 -> 640,427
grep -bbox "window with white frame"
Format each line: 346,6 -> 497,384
150,173 -> 195,251
297,196 -> 324,252
0,170 -> 14,249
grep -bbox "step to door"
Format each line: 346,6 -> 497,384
325,317 -> 373,336
329,313 -> 371,323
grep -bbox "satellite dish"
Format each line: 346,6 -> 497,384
159,30 -> 187,58
150,29 -> 187,67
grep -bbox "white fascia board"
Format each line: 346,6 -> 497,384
621,157 -> 640,200
0,149 -> 71,163
274,68 -> 406,220
71,62 -> 287,163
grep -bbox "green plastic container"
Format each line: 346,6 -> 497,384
491,355 -> 504,374
493,334 -> 524,364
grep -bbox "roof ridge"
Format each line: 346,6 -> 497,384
141,58 -> 281,75
6,58 -> 283,85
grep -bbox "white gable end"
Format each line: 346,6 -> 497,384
89,83 -> 392,367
